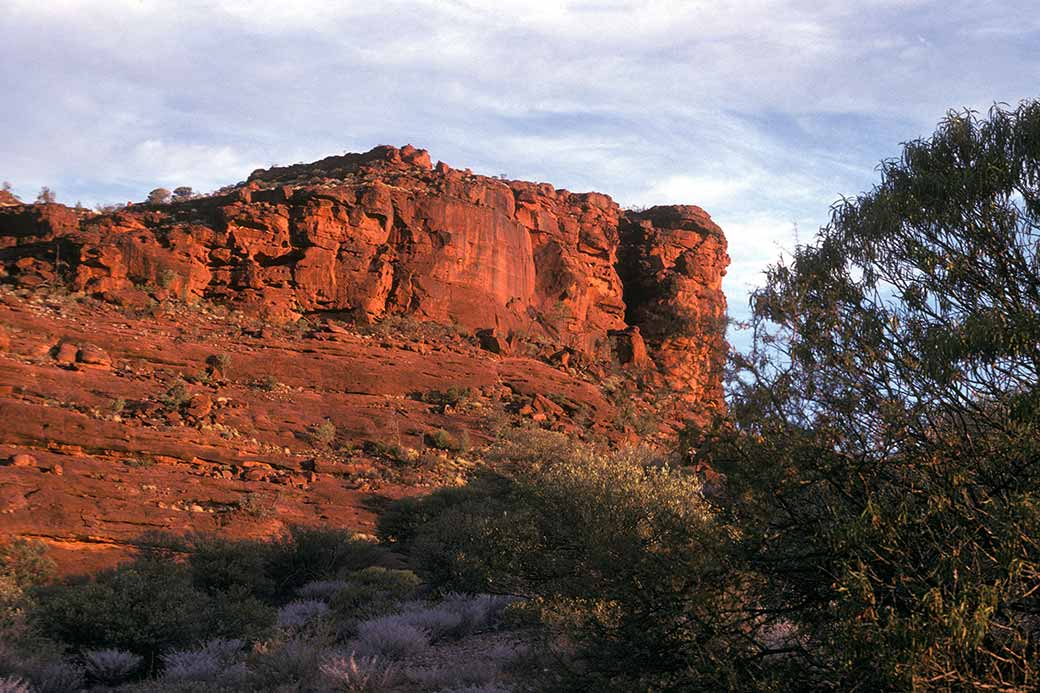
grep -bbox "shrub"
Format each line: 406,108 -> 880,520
186,535 -> 276,600
389,603 -> 462,641
236,491 -> 278,518
296,579 -> 349,602
172,186 -> 194,202
418,387 -> 471,410
82,648 -> 141,684
439,593 -> 517,635
376,472 -> 514,551
156,268 -> 179,289
353,617 -> 429,660
310,420 -> 337,447
389,446 -> 739,689
276,600 -> 330,629
265,526 -> 388,598
22,659 -> 84,693
162,639 -> 246,684
319,652 -> 401,692
329,568 -> 422,622
248,636 -> 327,689
0,539 -> 55,589
424,427 -> 464,452
205,353 -> 230,375
251,374 -> 280,391
31,557 -> 272,661
35,187 -> 55,204
362,440 -> 407,464
159,381 -> 190,410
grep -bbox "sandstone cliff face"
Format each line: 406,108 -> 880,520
618,205 -> 729,411
0,145 -> 727,401
0,146 -> 729,572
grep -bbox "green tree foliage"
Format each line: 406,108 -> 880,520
146,187 -> 171,205
712,102 -> 1040,690
382,448 -> 747,691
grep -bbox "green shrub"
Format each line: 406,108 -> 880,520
264,527 -> 388,598
186,536 -> 276,601
0,539 -> 55,589
309,420 -> 337,448
205,353 -> 230,375
362,440 -> 407,464
385,447 -> 741,689
158,382 -> 190,410
328,568 -> 422,622
417,387 -> 471,410
376,473 -> 514,551
156,268 -> 178,289
31,559 -> 205,657
424,428 -> 465,452
0,539 -> 54,636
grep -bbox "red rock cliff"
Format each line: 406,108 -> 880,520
0,145 -> 728,408
0,146 -> 729,572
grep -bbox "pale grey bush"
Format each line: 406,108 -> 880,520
440,594 -> 517,635
353,616 -> 430,660
249,636 -> 326,689
391,603 -> 463,641
163,638 -> 246,684
196,637 -> 244,662
296,579 -> 349,602
277,599 -> 331,628
0,676 -> 30,693
319,652 -> 401,692
82,648 -> 141,684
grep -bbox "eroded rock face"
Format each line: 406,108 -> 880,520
618,205 -> 730,412
0,146 -> 728,408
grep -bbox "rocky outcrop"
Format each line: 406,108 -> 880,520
618,206 -> 729,411
0,146 -> 730,573
0,146 -> 728,407
0,189 -> 22,206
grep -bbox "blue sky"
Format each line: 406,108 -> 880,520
2,0 -> 1037,335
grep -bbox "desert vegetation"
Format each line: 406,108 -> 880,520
1,102 -> 1038,692
0,528 -> 529,692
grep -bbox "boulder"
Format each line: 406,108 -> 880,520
54,341 -> 79,365
7,453 -> 36,467
77,343 -> 112,368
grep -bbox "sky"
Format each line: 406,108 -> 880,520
2,0 -> 1038,340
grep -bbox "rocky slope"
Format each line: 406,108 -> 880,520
0,145 -> 728,573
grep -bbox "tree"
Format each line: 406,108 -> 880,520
172,186 -> 194,201
146,188 -> 171,205
714,102 -> 1040,690
35,186 -> 55,204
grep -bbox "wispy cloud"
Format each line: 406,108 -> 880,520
1,0 -> 1036,341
